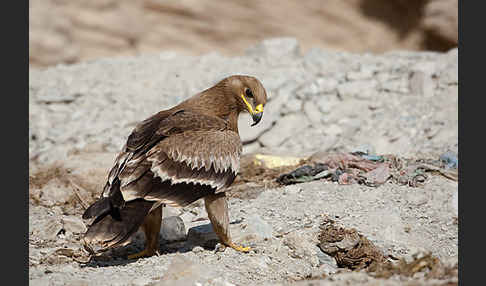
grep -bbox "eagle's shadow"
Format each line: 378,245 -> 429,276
80,223 -> 219,268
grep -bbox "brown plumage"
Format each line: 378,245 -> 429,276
82,75 -> 268,258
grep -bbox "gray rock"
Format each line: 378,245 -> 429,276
440,150 -> 458,169
186,223 -> 219,248
283,231 -> 319,266
161,216 -> 186,242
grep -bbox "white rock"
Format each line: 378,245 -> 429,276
238,214 -> 273,242
61,215 -> 87,234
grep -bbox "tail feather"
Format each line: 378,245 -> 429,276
83,199 -> 154,253
82,197 -> 111,220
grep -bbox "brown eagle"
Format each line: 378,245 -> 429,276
82,75 -> 268,259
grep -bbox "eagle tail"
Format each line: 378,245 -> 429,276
82,197 -> 112,220
83,199 -> 154,253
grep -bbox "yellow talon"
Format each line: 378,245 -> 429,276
127,248 -> 156,259
229,243 -> 251,253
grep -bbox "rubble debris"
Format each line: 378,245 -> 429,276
317,219 -> 457,282
277,163 -> 331,185
439,150 -> 458,169
274,151 -> 457,187
367,252 -> 458,280
317,220 -> 387,270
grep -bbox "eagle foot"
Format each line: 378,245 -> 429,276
228,242 -> 251,253
127,248 -> 157,260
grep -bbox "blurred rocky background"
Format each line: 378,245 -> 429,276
29,0 -> 458,68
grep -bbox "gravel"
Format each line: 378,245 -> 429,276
29,38 -> 458,285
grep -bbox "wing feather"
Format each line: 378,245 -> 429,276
102,110 -> 241,206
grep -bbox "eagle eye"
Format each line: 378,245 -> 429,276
245,88 -> 254,98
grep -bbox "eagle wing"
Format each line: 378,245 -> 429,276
103,109 -> 242,207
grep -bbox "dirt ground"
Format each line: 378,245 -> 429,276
28,38 -> 458,285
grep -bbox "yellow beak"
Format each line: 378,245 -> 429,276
241,94 -> 264,126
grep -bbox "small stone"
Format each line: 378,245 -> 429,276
192,246 -> 204,253
238,214 -> 273,242
315,246 -> 338,268
131,277 -> 152,286
351,144 -> 376,155
161,216 -> 186,242
45,218 -> 64,240
62,215 -> 87,234
283,231 -> 319,266
440,150 -> 458,169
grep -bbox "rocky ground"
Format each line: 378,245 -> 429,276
29,38 -> 458,285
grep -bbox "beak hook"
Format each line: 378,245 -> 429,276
251,112 -> 263,126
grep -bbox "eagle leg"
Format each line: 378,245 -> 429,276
204,193 -> 251,253
127,204 -> 163,259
